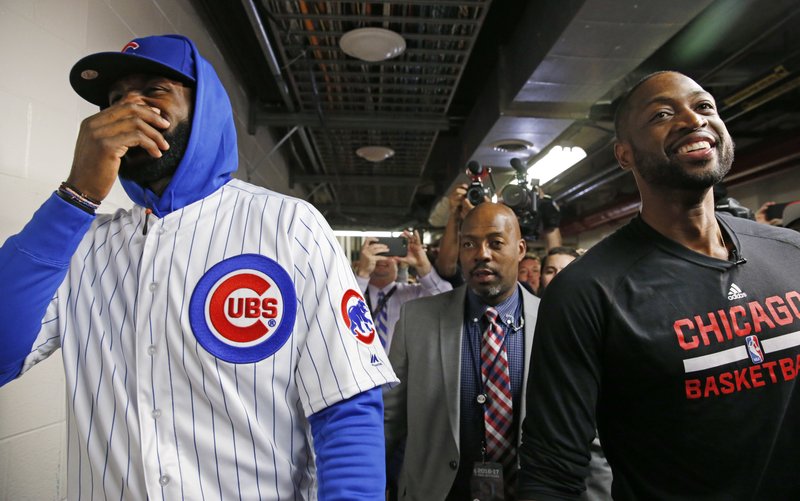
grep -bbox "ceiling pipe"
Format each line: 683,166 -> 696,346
700,5 -> 800,83
561,129 -> 800,236
560,196 -> 640,237
554,48 -> 800,214
725,133 -> 800,185
240,0 -> 327,187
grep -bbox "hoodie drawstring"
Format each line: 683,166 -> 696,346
143,208 -> 153,235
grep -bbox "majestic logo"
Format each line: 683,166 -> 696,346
189,254 -> 296,363
728,283 -> 747,300
340,289 -> 375,345
121,41 -> 140,53
370,353 -> 383,366
745,335 -> 764,364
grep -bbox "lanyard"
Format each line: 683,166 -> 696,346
366,285 -> 397,317
467,313 -> 511,399
467,311 -> 521,461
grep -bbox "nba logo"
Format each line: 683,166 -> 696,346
745,335 -> 764,364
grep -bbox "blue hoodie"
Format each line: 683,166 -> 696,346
121,35 -> 237,216
0,36 -> 385,501
0,35 -> 237,382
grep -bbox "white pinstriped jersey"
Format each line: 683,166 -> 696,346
356,271 -> 452,352
21,178 -> 397,500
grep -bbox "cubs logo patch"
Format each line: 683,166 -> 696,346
340,289 -> 375,345
189,254 -> 296,363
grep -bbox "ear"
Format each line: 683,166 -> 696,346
517,239 -> 527,262
614,140 -> 634,171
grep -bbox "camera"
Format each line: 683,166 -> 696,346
501,158 -> 541,238
465,161 -> 494,206
713,184 -> 754,220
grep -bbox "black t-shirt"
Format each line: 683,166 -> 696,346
518,214 -> 800,500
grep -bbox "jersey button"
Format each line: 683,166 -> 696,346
151,409 -> 162,419
149,282 -> 158,292
159,475 -> 170,486
449,460 -> 458,470
147,345 -> 157,356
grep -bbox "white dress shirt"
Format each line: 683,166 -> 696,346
356,268 -> 452,352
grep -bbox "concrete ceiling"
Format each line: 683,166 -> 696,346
193,0 -> 800,236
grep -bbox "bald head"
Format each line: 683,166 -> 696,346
462,202 -> 522,239
460,203 -> 526,305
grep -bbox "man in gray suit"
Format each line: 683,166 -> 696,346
384,202 -> 536,500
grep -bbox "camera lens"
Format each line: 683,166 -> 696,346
466,185 -> 486,206
502,185 -> 529,210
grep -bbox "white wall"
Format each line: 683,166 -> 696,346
0,0 -> 298,498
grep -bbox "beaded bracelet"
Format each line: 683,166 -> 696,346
56,182 -> 100,214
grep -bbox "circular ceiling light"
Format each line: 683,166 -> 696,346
490,138 -> 534,154
340,28 -> 406,62
356,146 -> 395,162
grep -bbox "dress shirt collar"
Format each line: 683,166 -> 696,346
368,282 -> 398,297
465,285 -> 522,330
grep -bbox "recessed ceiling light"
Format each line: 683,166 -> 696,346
490,138 -> 534,153
356,146 -> 395,162
340,28 -> 406,62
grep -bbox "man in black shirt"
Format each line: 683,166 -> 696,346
518,71 -> 800,500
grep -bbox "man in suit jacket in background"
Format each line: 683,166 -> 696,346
384,202 -> 536,500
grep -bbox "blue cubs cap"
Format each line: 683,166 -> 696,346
69,34 -> 196,107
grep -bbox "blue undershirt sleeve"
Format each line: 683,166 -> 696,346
0,193 -> 94,386
308,387 -> 386,501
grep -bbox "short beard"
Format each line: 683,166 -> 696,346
471,283 -> 506,304
119,120 -> 191,186
633,137 -> 734,191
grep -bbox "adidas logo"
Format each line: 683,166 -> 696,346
727,283 -> 747,300
370,353 -> 383,366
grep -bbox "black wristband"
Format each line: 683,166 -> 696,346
56,183 -> 98,215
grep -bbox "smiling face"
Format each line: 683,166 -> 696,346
370,257 -> 398,286
108,74 -> 194,188
459,203 -> 526,305
614,72 -> 734,192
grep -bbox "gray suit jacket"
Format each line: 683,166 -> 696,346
384,285 -> 539,501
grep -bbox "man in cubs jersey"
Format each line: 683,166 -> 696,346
518,72 -> 800,500
0,34 -> 397,500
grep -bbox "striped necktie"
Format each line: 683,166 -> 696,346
481,307 -> 515,483
375,291 -> 389,347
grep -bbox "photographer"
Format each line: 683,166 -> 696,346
355,229 -> 452,352
434,183 -> 475,287
434,165 -> 564,289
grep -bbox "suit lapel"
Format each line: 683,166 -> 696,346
519,287 -> 539,436
440,286 -> 467,447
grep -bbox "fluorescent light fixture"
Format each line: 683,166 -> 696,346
527,146 -> 586,184
333,230 -> 403,238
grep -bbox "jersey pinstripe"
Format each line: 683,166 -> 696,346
21,178 -> 397,500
